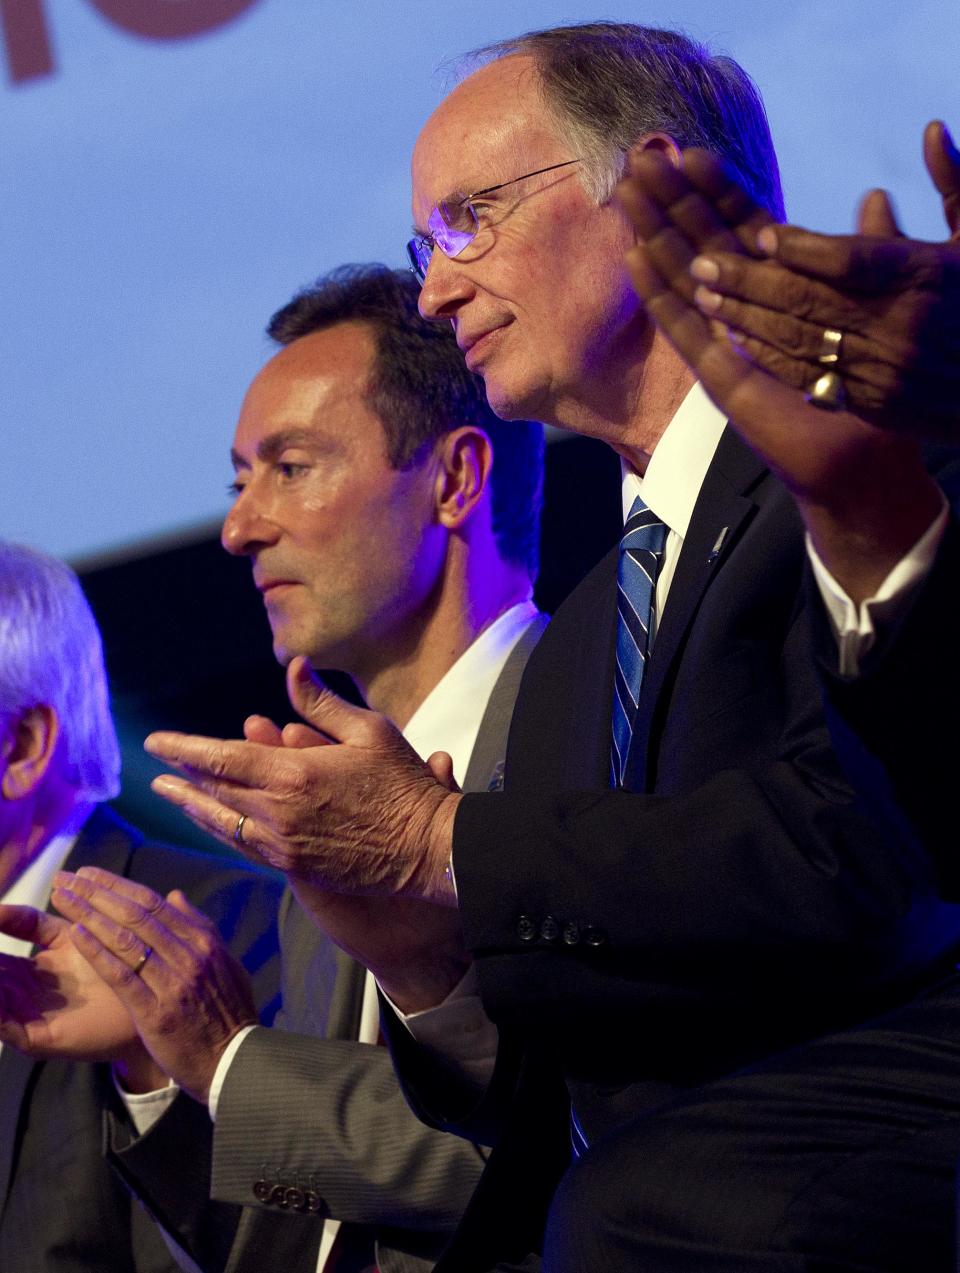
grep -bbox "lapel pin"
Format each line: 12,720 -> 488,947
707,527 -> 729,563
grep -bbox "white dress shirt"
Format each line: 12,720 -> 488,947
620,380 -> 727,629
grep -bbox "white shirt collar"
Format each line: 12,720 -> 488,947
402,600 -> 540,787
621,381 -> 727,535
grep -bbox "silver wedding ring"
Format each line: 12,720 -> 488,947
132,945 -> 152,977
234,813 -> 248,845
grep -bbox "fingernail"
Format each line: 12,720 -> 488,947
690,256 -> 719,283
728,329 -> 746,346
151,775 -> 179,797
144,735 -> 160,756
756,226 -> 778,255
694,285 -> 722,313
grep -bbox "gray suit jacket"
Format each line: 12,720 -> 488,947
0,805 -> 283,1273
108,615 -> 548,1273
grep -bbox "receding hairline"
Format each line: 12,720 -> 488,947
413,54 -> 573,212
419,52 -> 558,144
241,319 -> 378,419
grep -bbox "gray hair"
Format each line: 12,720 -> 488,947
465,22 -> 785,219
0,542 -> 120,802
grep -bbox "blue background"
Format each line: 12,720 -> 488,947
3,0 -> 957,563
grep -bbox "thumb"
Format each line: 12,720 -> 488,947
923,120 -> 960,239
286,656 -> 375,745
165,888 -> 207,925
426,750 -> 459,791
0,903 -> 65,949
856,188 -> 903,237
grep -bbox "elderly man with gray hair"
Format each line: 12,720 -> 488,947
0,540 -> 281,1272
113,23 -> 960,1271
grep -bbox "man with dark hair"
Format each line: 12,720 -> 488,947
0,541 -> 282,1273
63,25 -> 960,1272
266,264 -> 542,577
9,264 -> 546,1273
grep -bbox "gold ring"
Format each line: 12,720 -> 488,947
132,945 -> 152,977
805,370 -> 847,411
816,328 -> 843,366
234,813 -> 248,845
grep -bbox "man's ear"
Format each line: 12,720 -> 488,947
434,427 -> 494,531
1,704 -> 61,801
629,132 -> 684,169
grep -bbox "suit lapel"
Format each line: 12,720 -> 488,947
463,613 -> 549,794
625,428 -> 767,789
558,547 -> 620,790
326,948 -> 366,1041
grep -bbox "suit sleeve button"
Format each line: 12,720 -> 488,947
582,926 -> 606,947
540,915 -> 560,942
253,1180 -> 272,1203
562,922 -> 580,946
517,915 -> 537,942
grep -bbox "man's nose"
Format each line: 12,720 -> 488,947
417,248 -> 474,322
221,487 -> 275,557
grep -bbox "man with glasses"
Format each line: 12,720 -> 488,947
96,24 -> 960,1272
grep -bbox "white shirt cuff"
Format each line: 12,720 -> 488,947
382,965 -> 498,1089
113,1069 -> 179,1137
207,1024 -> 258,1121
807,499 -> 949,677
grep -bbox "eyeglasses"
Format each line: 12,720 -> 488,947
407,158 -> 582,282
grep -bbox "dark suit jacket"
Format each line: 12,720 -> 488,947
108,616 -> 548,1273
814,511 -> 960,901
0,804 -> 282,1273
390,428 -> 960,1269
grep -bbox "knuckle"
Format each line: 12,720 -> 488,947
154,1007 -> 183,1037
714,253 -> 744,286
784,281 -> 821,323
204,748 -> 231,781
777,319 -> 813,359
114,927 -> 141,957
192,930 -> 217,961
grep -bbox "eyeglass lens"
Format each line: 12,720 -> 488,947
408,198 -> 480,280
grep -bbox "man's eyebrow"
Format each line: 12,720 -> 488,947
411,186 -> 473,235
230,429 -> 324,470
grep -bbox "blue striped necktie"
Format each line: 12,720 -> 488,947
573,499 -> 666,1160
611,495 -> 667,787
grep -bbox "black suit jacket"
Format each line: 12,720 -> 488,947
813,510 -> 960,900
0,805 -> 282,1273
392,428 -> 960,1269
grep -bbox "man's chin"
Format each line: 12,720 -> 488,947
480,375 -> 547,425
271,631 -> 345,675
